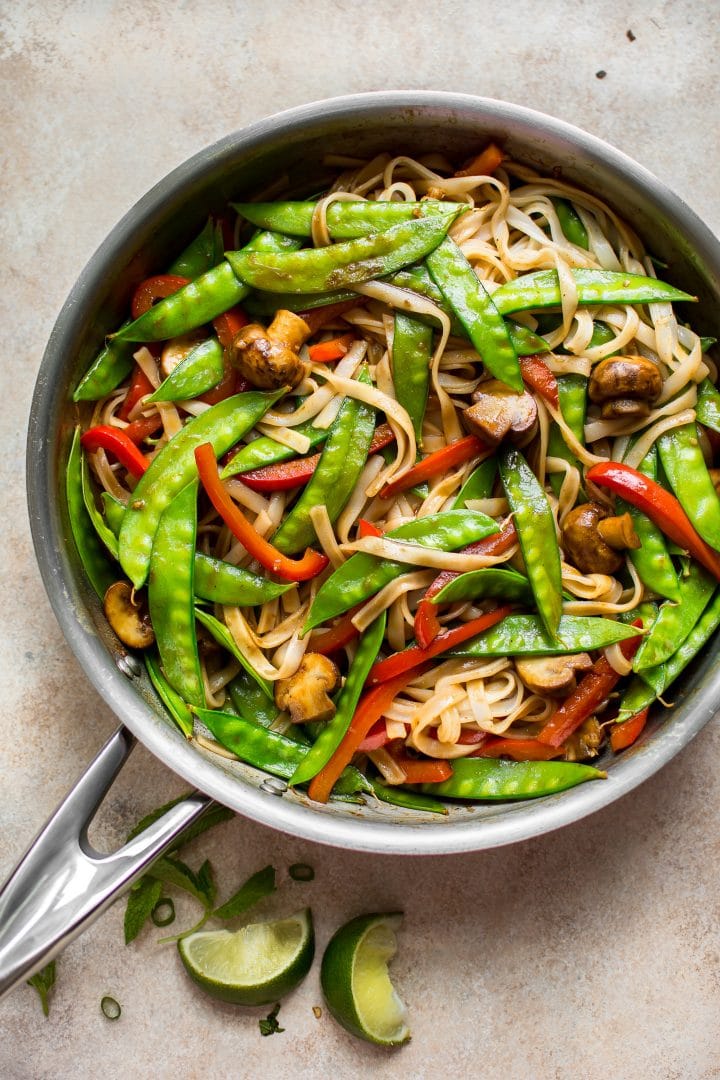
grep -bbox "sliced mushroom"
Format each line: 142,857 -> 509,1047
462,379 -> 538,446
562,502 -> 625,574
103,582 -> 154,649
709,467 -> 720,496
515,653 -> 593,697
563,717 -> 603,762
588,355 -> 662,420
160,331 -> 205,378
597,511 -> 640,551
274,653 -> 341,724
232,309 -> 311,390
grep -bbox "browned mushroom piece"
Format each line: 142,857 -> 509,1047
462,379 -> 538,446
103,582 -> 154,649
515,653 -> 593,698
274,653 -> 341,724
588,355 -> 662,420
562,502 -> 627,574
563,716 -> 603,762
232,309 -> 311,390
597,511 -> 640,551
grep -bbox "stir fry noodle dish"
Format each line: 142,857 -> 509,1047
68,144 -> 720,814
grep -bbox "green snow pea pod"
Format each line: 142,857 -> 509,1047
392,313 -> 431,445
168,217 -> 224,278
148,482 -> 203,707
491,269 -> 695,315
370,781 -> 447,815
695,378 -> 720,435
618,587 -> 720,718
193,555 -> 291,606
551,198 -> 589,249
426,237 -> 522,391
452,457 -> 497,509
433,567 -> 533,606
618,445 -> 679,602
633,562 -> 714,672
448,613 -> 640,658
233,199 -> 466,238
228,670 -> 279,730
221,415 -> 329,478
66,428 -> 116,598
145,652 -> 194,739
194,607 -> 273,701
147,338 -> 224,403
419,757 -> 605,800
101,492 -> 125,534
245,288 -> 357,316
272,367 -> 375,555
113,232 -> 302,343
499,447 -> 562,638
119,388 -> 282,588
226,212 -> 459,295
73,332 -> 136,403
305,509 -> 499,631
658,423 -> 720,550
548,374 -> 587,498
700,337 -> 717,353
290,613 -> 387,787
81,450 -> 119,559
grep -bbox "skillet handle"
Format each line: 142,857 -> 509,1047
0,725 -> 212,1001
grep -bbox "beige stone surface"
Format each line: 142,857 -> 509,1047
1,2 -> 720,1077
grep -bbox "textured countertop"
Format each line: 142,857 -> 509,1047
2,3 -> 720,1077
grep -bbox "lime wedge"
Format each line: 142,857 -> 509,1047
320,912 -> 410,1046
178,908 -> 314,1006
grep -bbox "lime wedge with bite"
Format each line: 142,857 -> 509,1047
178,908 -> 314,1006
320,912 -> 410,1046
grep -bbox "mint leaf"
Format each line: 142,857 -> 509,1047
214,865 -> 276,920
259,1002 -> 284,1036
27,961 -> 56,1017
146,856 -> 211,907
195,859 -> 216,910
124,877 -> 163,944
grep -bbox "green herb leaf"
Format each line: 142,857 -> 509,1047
195,859 -> 216,910
259,1002 -> 285,1036
124,877 -> 163,944
213,865 -> 276,920
27,961 -> 56,1017
147,856 -> 212,907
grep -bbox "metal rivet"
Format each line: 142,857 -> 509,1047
116,653 -> 142,678
260,777 -> 287,796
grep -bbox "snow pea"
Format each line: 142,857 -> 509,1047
658,423 -> 720,551
81,450 -> 120,559
145,652 -> 194,739
168,217 -> 224,278
228,670 -> 279,730
499,447 -> 562,638
113,232 -> 302,343
371,781 -> 447,815
551,198 -> 589,249
433,567 -> 533,606
148,482 -> 204,707
226,212 -> 459,295
452,457 -> 497,509
548,374 -> 587,498
426,237 -> 522,391
392,313 -> 431,445
273,367 -> 375,555
119,388 -> 282,588
618,587 -> 720,718
220,414 -> 329,479
233,199 -> 466,238
305,509 -> 499,631
73,332 -> 136,403
193,556 -> 291,606
419,757 -> 604,800
147,338 -> 224,403
618,445 -> 680,602
491,269 -> 695,315
695,378 -> 720,435
448,613 -> 640,657
194,607 -> 273,700
66,428 -> 116,597
290,613 -> 387,787
102,491 -> 125,534
633,562 -> 714,672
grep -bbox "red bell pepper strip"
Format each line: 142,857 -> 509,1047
238,423 -> 397,492
519,355 -> 559,409
368,605 -> 512,687
414,520 -> 518,648
308,333 -> 355,363
358,518 -> 383,539
537,630 -> 643,749
212,305 -> 250,351
118,365 -> 154,421
358,719 -> 391,751
194,442 -> 328,582
298,297 -> 367,335
307,664 -> 429,803
123,414 -> 163,444
379,435 -> 487,500
473,736 -> 563,761
610,707 -> 649,752
586,461 -> 720,582
131,275 -> 189,320
383,747 -> 453,785
311,608 -> 363,655
81,425 -> 149,477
